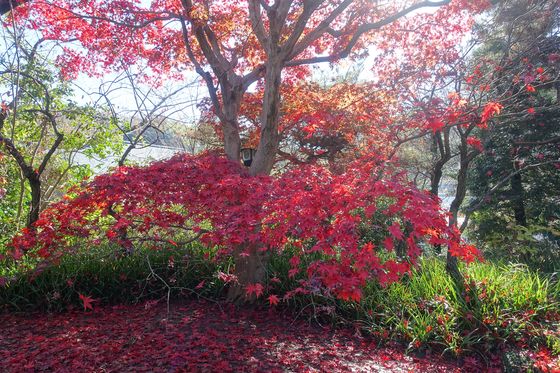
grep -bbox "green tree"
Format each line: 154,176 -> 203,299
464,0 -> 560,268
0,28 -> 120,236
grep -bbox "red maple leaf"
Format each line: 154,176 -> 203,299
78,293 -> 95,311
480,102 -> 503,125
383,237 -> 395,251
245,283 -> 264,299
388,222 -> 404,240
195,280 -> 206,289
466,137 -> 483,152
268,294 -> 279,306
428,120 -> 445,133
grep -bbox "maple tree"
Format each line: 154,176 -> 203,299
3,0 -> 494,300
2,4 -> 560,371
10,153 -> 481,303
9,0 -> 488,172
348,0 -> 560,281
201,80 -> 397,172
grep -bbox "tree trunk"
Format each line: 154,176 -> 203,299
227,244 -> 270,304
220,77 -> 243,162
446,138 -> 475,285
228,60 -> 282,300
430,130 -> 451,254
27,174 -> 41,227
227,61 -> 283,301
510,168 -> 527,227
249,60 -> 283,176
223,118 -> 241,162
16,172 -> 25,229
430,129 -> 451,196
447,203 -> 465,286
0,128 -> 42,227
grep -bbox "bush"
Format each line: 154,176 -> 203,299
10,154 -> 480,303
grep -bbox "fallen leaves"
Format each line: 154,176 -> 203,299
267,294 -> 279,306
0,299 -> 492,372
78,293 -> 95,311
245,283 -> 264,299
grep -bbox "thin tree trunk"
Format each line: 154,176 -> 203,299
510,168 -> 527,227
430,129 -> 451,254
0,136 -> 41,227
447,163 -> 467,285
249,60 -> 283,176
16,171 -> 25,229
510,160 -> 529,262
446,136 -> 478,285
28,174 -> 41,226
1,112 -> 61,227
430,130 -> 451,196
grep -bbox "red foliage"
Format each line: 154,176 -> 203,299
480,102 -> 503,127
529,348 -> 560,372
11,153 -> 480,302
466,137 -> 484,152
0,299 -> 497,372
10,0 -> 489,81
204,81 -> 396,170
78,293 -> 96,311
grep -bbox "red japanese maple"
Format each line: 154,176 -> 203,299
4,0 -> 491,301
11,153 -> 480,302
9,0 -> 489,173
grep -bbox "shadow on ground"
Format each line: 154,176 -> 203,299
0,299 -> 501,372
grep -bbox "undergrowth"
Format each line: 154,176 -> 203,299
0,243 -> 225,312
1,243 -> 559,362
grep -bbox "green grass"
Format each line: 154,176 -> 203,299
267,254 -> 560,355
0,242 -> 225,312
362,259 -> 560,354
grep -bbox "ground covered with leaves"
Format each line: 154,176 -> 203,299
0,299 -> 503,372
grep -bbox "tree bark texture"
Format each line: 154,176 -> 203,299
249,61 -> 283,176
227,244 -> 270,303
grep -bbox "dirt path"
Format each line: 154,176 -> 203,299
0,299 -> 499,372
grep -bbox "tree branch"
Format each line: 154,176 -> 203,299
286,0 -> 452,67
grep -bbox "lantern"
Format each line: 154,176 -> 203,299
240,148 -> 256,167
